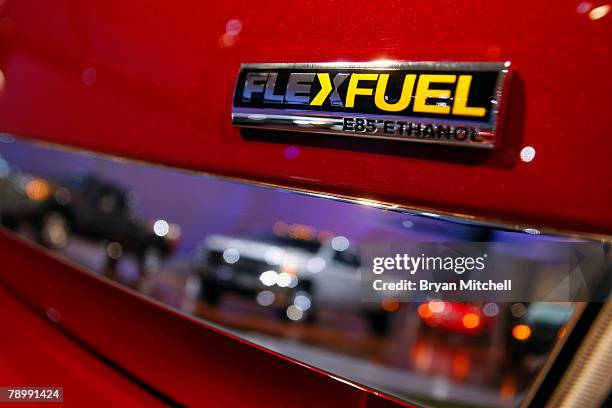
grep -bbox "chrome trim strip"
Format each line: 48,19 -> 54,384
1,134 -> 609,408
2,133 -> 610,241
232,109 -> 496,148
545,303 -> 612,408
239,61 -> 510,71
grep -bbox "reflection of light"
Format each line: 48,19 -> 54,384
510,303 -> 527,317
512,324 -> 532,341
577,2 -> 593,14
153,219 -> 170,237
0,134 -> 15,143
428,300 -> 445,314
225,18 -> 243,35
44,213 -> 68,248
294,293 -> 311,311
355,198 -> 385,208
218,18 -> 242,48
259,270 -> 278,286
411,340 -> 434,372
256,290 -> 275,306
326,374 -> 365,391
402,220 -> 414,228
367,200 -> 398,210
0,68 -> 5,93
273,220 -> 288,236
483,302 -> 499,317
167,223 -> 181,240
288,224 -> 315,240
106,241 -> 123,259
222,248 -> 240,264
281,260 -> 297,274
284,146 -> 300,159
26,179 -> 50,201
306,257 -> 326,273
218,33 -> 237,48
589,4 -> 610,20
451,353 -> 471,381
462,313 -> 481,329
318,230 -> 334,243
558,326 -> 567,339
499,375 -> 517,400
277,272 -> 293,287
264,247 -> 283,265
46,307 -> 62,323
81,67 -> 97,86
292,119 -> 327,126
370,59 -> 396,66
331,236 -> 350,251
382,298 -> 399,312
286,305 -> 304,321
418,303 -> 432,318
520,146 -> 536,162
524,228 -> 540,235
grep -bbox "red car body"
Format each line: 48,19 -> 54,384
0,1 -> 610,407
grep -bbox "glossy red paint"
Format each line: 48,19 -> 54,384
0,230 -> 413,408
0,1 -> 610,235
0,285 -> 167,407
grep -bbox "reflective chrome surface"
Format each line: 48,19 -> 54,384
0,137 -> 609,408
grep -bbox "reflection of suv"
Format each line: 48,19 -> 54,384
23,175 -> 178,272
0,158 -> 44,228
193,230 -> 394,334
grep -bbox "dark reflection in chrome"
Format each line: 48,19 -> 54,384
0,136 -> 606,408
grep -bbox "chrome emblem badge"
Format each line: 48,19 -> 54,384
232,62 -> 510,148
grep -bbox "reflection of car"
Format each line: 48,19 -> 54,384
509,303 -> 573,358
10,174 -> 180,272
417,300 -> 497,337
193,226 -> 395,334
0,158 -> 47,229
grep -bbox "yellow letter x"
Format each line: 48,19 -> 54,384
310,73 -> 333,106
